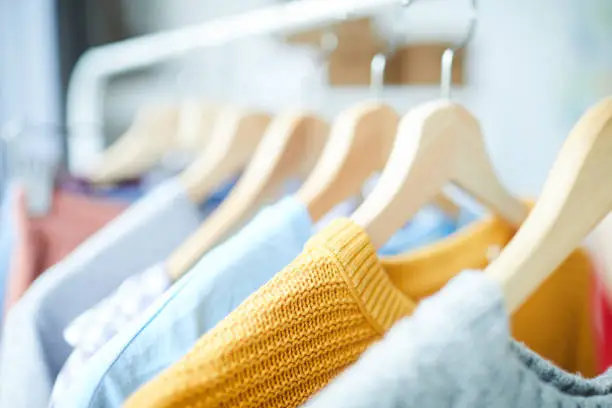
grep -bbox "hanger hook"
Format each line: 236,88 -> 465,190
316,30 -> 339,80
441,0 -> 478,99
371,0 -> 419,98
320,31 -> 339,59
316,31 -> 338,99
370,52 -> 387,98
371,41 -> 400,99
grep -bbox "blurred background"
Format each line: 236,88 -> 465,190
3,4 -> 612,406
1,0 -> 611,195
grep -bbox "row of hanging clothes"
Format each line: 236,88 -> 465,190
3,1 -> 612,407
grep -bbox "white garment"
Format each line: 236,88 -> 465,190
0,178 -> 205,408
50,264 -> 170,407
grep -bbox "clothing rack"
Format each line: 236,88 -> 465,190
65,0 -> 406,176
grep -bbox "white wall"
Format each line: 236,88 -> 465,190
109,0 -> 612,196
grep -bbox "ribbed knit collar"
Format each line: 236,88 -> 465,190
304,214 -> 520,334
305,219 -> 414,334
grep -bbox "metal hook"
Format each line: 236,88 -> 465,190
320,31 -> 339,60
316,30 -> 339,87
441,0 -> 478,99
370,50 -> 390,98
369,0 -> 417,97
371,0 -> 420,98
370,32 -> 401,97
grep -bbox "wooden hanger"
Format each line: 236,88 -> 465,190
175,100 -> 223,153
179,108 -> 272,204
297,46 -> 460,224
88,105 -> 180,184
295,101 -> 460,223
296,101 -> 398,222
168,111 -> 329,281
351,100 -> 530,249
487,97 -> 612,312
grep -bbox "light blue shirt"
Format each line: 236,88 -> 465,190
59,197 -> 314,408
58,198 -> 477,408
378,205 -> 458,256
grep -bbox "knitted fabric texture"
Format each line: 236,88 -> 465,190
125,216 -> 597,408
305,271 -> 612,408
124,220 -> 414,408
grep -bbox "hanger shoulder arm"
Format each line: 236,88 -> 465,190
351,101 -> 460,248
488,97 -> 612,312
168,112 -> 328,281
180,111 -> 271,203
89,106 -> 179,183
452,106 -> 529,227
297,102 -> 398,222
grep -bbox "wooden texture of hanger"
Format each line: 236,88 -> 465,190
432,194 -> 461,219
351,99 -> 529,249
180,108 -> 272,204
487,97 -> 612,313
295,100 -> 461,223
168,111 -> 329,282
175,101 -> 223,152
88,105 -> 179,184
296,101 -> 398,222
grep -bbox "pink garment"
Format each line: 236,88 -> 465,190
592,263 -> 612,373
5,188 -> 125,312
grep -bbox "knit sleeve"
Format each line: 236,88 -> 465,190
124,249 -> 381,408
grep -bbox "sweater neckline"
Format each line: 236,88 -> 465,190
305,213 -> 522,333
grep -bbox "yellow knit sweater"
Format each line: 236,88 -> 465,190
125,217 -> 596,408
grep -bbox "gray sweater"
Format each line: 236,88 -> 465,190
304,271 -> 612,408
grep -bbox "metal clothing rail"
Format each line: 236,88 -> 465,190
66,0 -> 405,175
